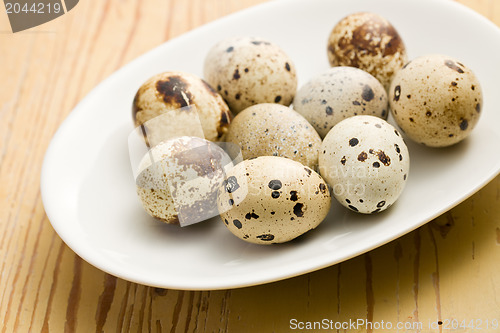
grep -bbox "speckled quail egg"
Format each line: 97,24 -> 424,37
136,136 -> 232,225
389,54 -> 483,147
133,72 -> 232,143
327,12 -> 408,91
218,156 -> 331,244
319,115 -> 409,214
204,36 -> 298,114
224,103 -> 322,169
294,67 -> 388,138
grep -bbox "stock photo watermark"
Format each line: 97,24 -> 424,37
289,317 -> 500,331
3,0 -> 79,32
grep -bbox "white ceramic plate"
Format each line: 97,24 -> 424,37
41,0 -> 500,290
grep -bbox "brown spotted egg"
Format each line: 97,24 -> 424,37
136,136 -> 232,225
327,12 -> 408,91
294,67 -> 388,138
389,54 -> 483,147
217,156 -> 331,244
224,103 -> 322,169
133,72 -> 232,143
319,116 -> 409,214
204,36 -> 298,114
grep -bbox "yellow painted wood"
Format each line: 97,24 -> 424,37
1,0 -> 499,332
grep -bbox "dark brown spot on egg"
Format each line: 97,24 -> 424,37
375,124 -> 382,128
395,144 -> 401,153
233,69 -> 241,80
224,176 -> 240,193
476,103 -> 481,113
393,85 -> 401,101
341,156 -> 346,165
245,212 -> 259,219
373,161 -> 380,168
407,95 -> 411,99
290,191 -> 299,202
460,119 -> 468,130
426,111 -> 432,116
285,62 -> 291,71
377,201 -> 386,208
256,234 -> 275,241
275,95 -> 282,103
348,205 -> 359,212
471,85 -> 475,91
244,68 -> 249,73
226,46 -> 234,52
370,150 -> 391,166
346,199 -> 351,204
268,180 -> 282,190
156,76 -> 193,107
353,101 -> 361,106
228,199 -> 234,206
271,191 -> 280,199
293,203 -> 304,217
445,60 -> 464,73
349,138 -> 359,147
362,85 -> 374,101
319,183 -> 327,194
409,117 -> 414,122
304,168 -> 312,176
358,151 -> 368,162
217,109 -> 231,138
451,81 -> 457,87
224,219 -> 228,225
233,219 -> 242,229
235,93 -> 241,100
325,106 -> 333,115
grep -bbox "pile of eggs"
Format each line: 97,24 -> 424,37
132,12 -> 483,245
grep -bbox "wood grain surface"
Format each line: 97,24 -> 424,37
1,0 -> 500,332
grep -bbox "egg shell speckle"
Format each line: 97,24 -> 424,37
294,66 -> 388,138
218,156 -> 331,244
132,72 -> 232,142
327,12 -> 408,91
389,54 -> 483,147
224,103 -> 322,169
204,36 -> 297,114
136,136 -> 232,224
319,115 -> 409,214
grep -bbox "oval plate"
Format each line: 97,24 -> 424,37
41,0 -> 500,290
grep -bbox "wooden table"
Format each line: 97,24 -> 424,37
1,0 -> 499,332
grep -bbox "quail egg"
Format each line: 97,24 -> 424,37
294,66 -> 388,138
224,103 -> 322,168
133,72 -> 232,143
136,136 -> 232,225
218,156 -> 331,244
389,54 -> 483,147
319,115 -> 409,214
204,36 -> 297,114
327,12 -> 408,90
